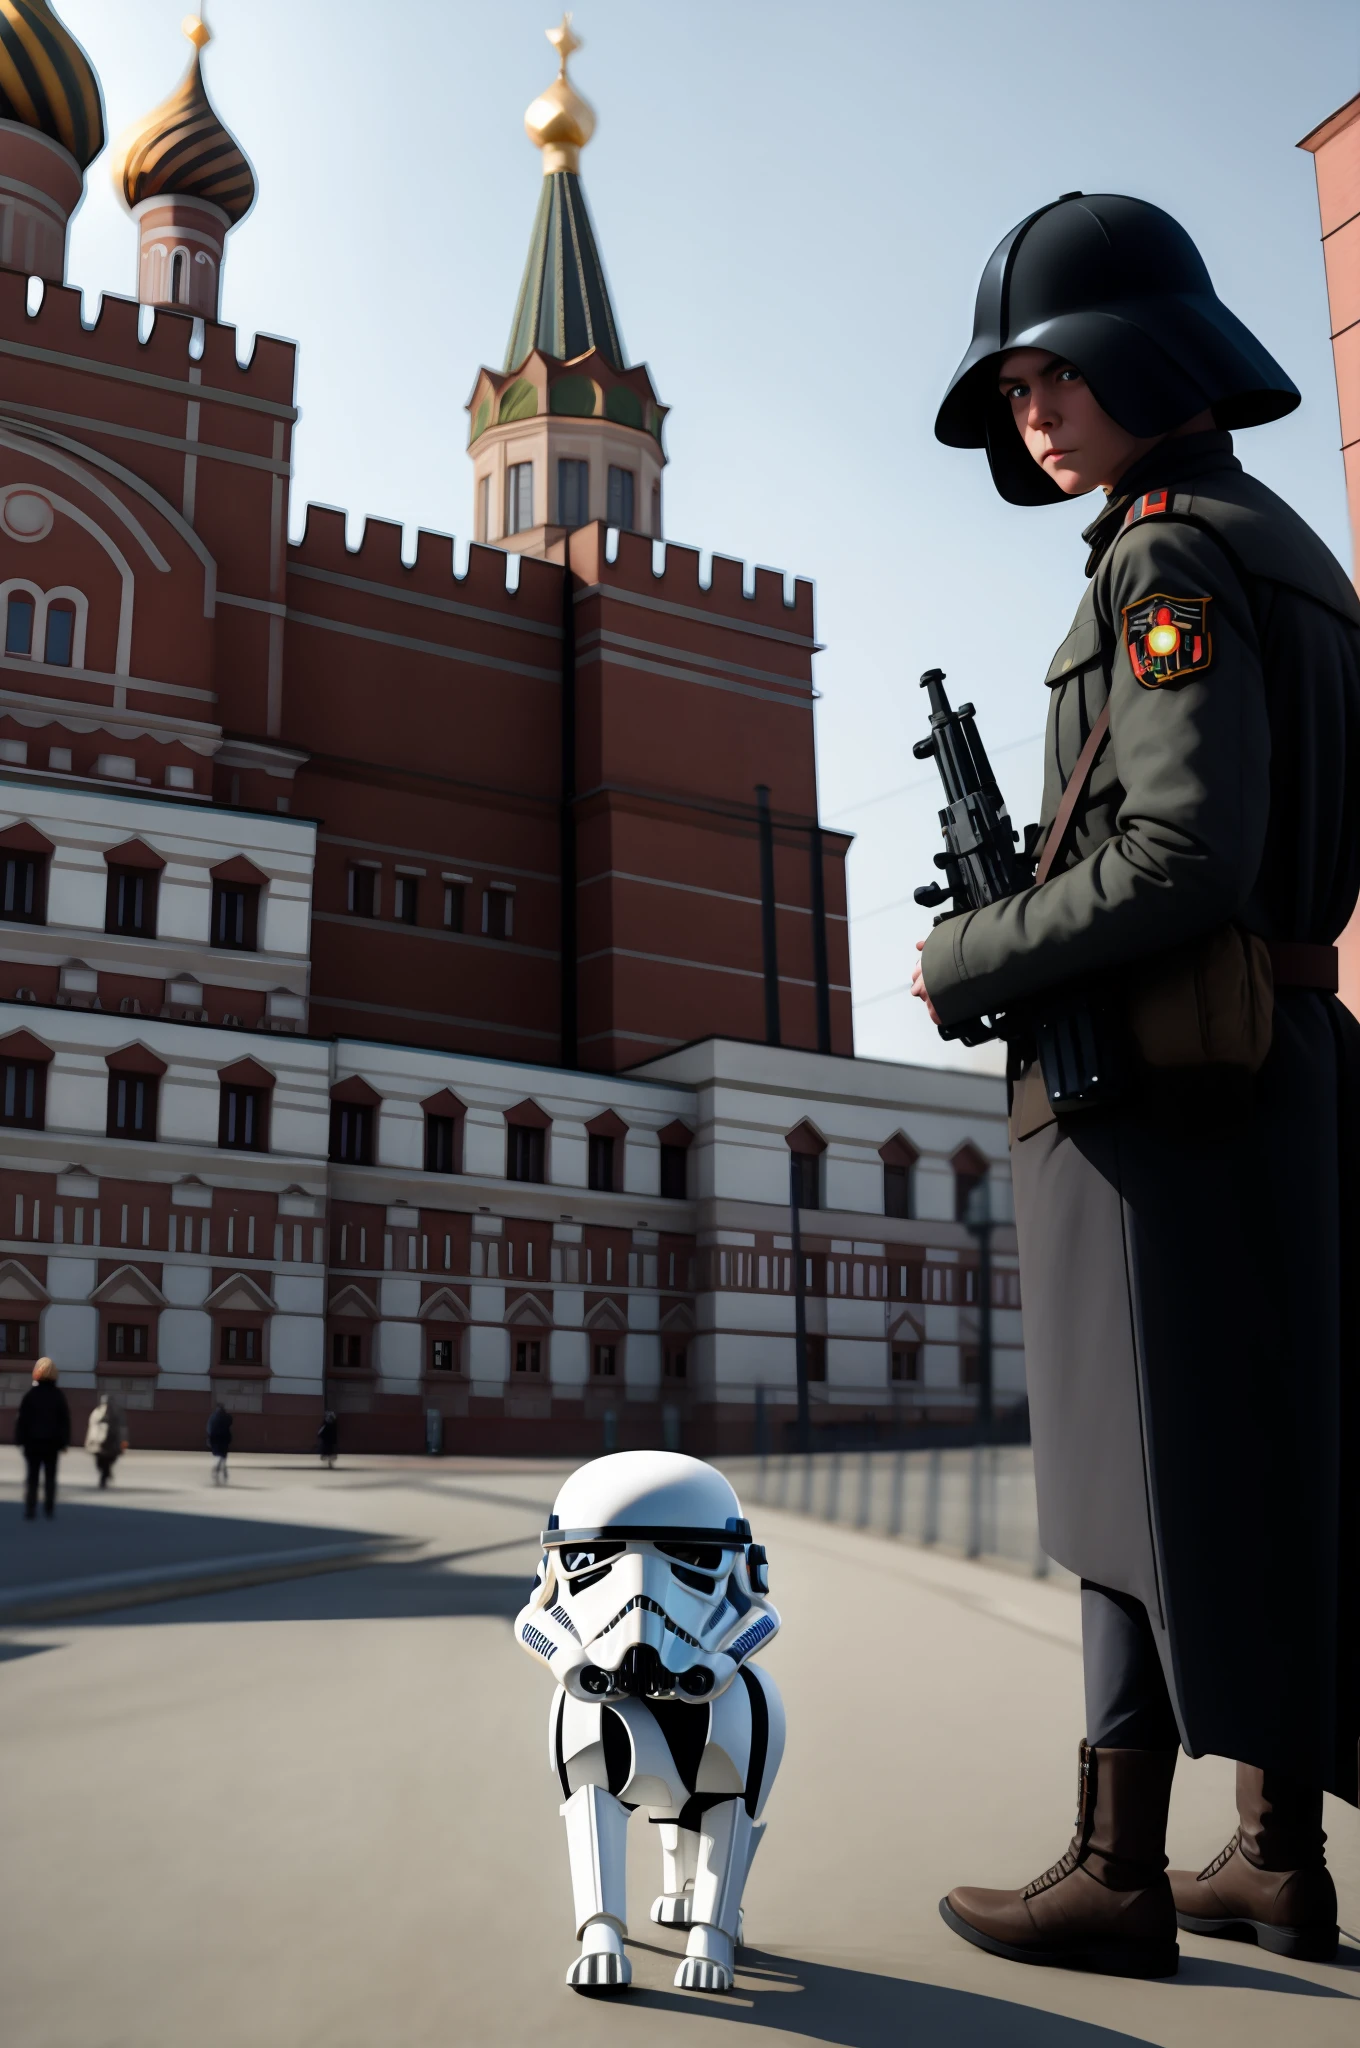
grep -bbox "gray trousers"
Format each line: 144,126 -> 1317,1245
1082,1581 -> 1181,1752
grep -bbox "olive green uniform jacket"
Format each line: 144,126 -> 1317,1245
922,433 -> 1360,1801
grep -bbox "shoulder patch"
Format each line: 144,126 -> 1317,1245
1123,488 -> 1172,526
1122,593 -> 1212,686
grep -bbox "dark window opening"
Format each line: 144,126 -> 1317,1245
430,1336 -> 458,1372
890,1345 -> 920,1384
211,880 -> 259,951
790,1151 -> 821,1211
884,1161 -> 913,1219
483,888 -> 513,939
219,1327 -> 260,1364
5,592 -> 33,655
804,1335 -> 827,1382
664,1346 -> 687,1381
170,250 -> 187,303
607,465 -> 636,530
954,1165 -> 987,1223
507,1124 -> 545,1183
0,1058 -> 44,1128
1,851 -> 44,924
108,1322 -> 149,1361
961,1348 -> 983,1386
331,1332 -> 363,1370
588,1134 -> 616,1193
515,1338 -> 542,1373
44,602 -> 75,666
659,1143 -> 688,1200
107,1073 -> 158,1140
220,1084 -> 268,1152
557,458 -> 589,527
592,1343 -> 618,1378
443,883 -> 464,932
393,875 -> 418,925
349,866 -> 378,917
0,1320 -> 37,1359
330,1102 -> 373,1166
106,865 -> 157,937
506,461 -> 534,535
425,1114 -> 457,1174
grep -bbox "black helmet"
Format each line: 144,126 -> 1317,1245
935,193 -> 1299,505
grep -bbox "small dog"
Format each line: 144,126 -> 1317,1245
515,1449 -> 784,1993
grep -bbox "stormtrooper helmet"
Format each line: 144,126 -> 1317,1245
516,1450 -> 779,1703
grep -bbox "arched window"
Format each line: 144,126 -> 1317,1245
170,250 -> 187,303
5,591 -> 33,655
44,600 -> 75,666
880,1134 -> 918,1219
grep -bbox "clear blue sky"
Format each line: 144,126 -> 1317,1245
61,0 -> 1360,1071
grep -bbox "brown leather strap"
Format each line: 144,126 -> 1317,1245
1034,700 -> 1112,888
1267,941 -> 1339,992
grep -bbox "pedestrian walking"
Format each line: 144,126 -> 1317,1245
84,1392 -> 127,1488
317,1410 -> 338,1469
207,1401 -> 233,1483
15,1358 -> 71,1520
921,193 -> 1359,1974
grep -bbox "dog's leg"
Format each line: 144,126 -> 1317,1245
651,1821 -> 699,1925
674,1798 -> 753,1993
561,1784 -> 632,1992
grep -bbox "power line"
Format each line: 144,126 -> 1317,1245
825,728 -> 1045,824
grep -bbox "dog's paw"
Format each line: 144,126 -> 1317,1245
651,1892 -> 693,1926
674,1955 -> 733,1993
567,1950 -> 631,1993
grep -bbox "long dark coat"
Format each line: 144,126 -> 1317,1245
922,433 -> 1360,1802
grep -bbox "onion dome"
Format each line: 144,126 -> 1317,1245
506,16 -> 626,372
115,15 -> 255,224
0,0 -> 105,170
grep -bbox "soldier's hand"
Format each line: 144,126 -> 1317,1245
911,940 -> 941,1026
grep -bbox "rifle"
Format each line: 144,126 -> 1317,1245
912,668 -> 1031,1046
912,668 -> 1124,1108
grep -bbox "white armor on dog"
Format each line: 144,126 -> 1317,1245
515,1450 -> 785,1994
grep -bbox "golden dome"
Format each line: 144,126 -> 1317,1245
524,14 -> 596,175
0,0 -> 105,170
114,14 -> 255,225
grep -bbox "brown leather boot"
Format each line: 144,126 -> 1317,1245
1170,1763 -> 1338,1961
940,1742 -> 1179,1978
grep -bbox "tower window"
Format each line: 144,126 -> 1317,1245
483,887 -> 513,939
220,1083 -> 268,1152
1,850 -> 44,924
515,1339 -> 542,1373
0,1057 -> 44,1128
507,1123 -> 545,1184
588,1134 -> 616,1192
348,866 -> 378,917
393,875 -> 418,925
330,1102 -> 373,1165
220,1327 -> 260,1364
891,1345 -> 921,1383
108,1323 -> 149,1361
592,1343 -> 618,1379
443,883 -> 464,932
659,1143 -> 688,1200
44,602 -> 75,666
212,880 -> 259,951
607,465 -> 635,531
5,593 -> 34,655
557,458 -> 589,527
107,1072 -> 158,1140
884,1162 -> 913,1219
790,1151 -> 821,1211
425,1113 -> 457,1174
506,462 -> 534,535
477,474 -> 491,544
106,865 -> 157,937
170,250 -> 188,303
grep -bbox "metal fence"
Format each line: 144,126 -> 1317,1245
720,1445 -> 1075,1582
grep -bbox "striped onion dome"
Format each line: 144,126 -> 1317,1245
116,16 -> 255,225
0,0 -> 105,170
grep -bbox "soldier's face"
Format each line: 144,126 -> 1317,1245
998,351 -> 1161,495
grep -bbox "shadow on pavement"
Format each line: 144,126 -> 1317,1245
624,1945 -> 1166,2045
0,1497 -> 385,1593
74,1558 -> 531,1628
1175,1949 -> 1357,1993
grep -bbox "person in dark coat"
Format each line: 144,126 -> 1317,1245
317,1411 -> 338,1468
206,1402 -> 232,1484
915,194 -> 1359,1976
15,1358 -> 71,1519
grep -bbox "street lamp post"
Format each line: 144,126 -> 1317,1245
965,1177 -> 995,1442
790,1151 -> 811,1455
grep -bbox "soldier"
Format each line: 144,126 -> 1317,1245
913,193 -> 1359,1977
